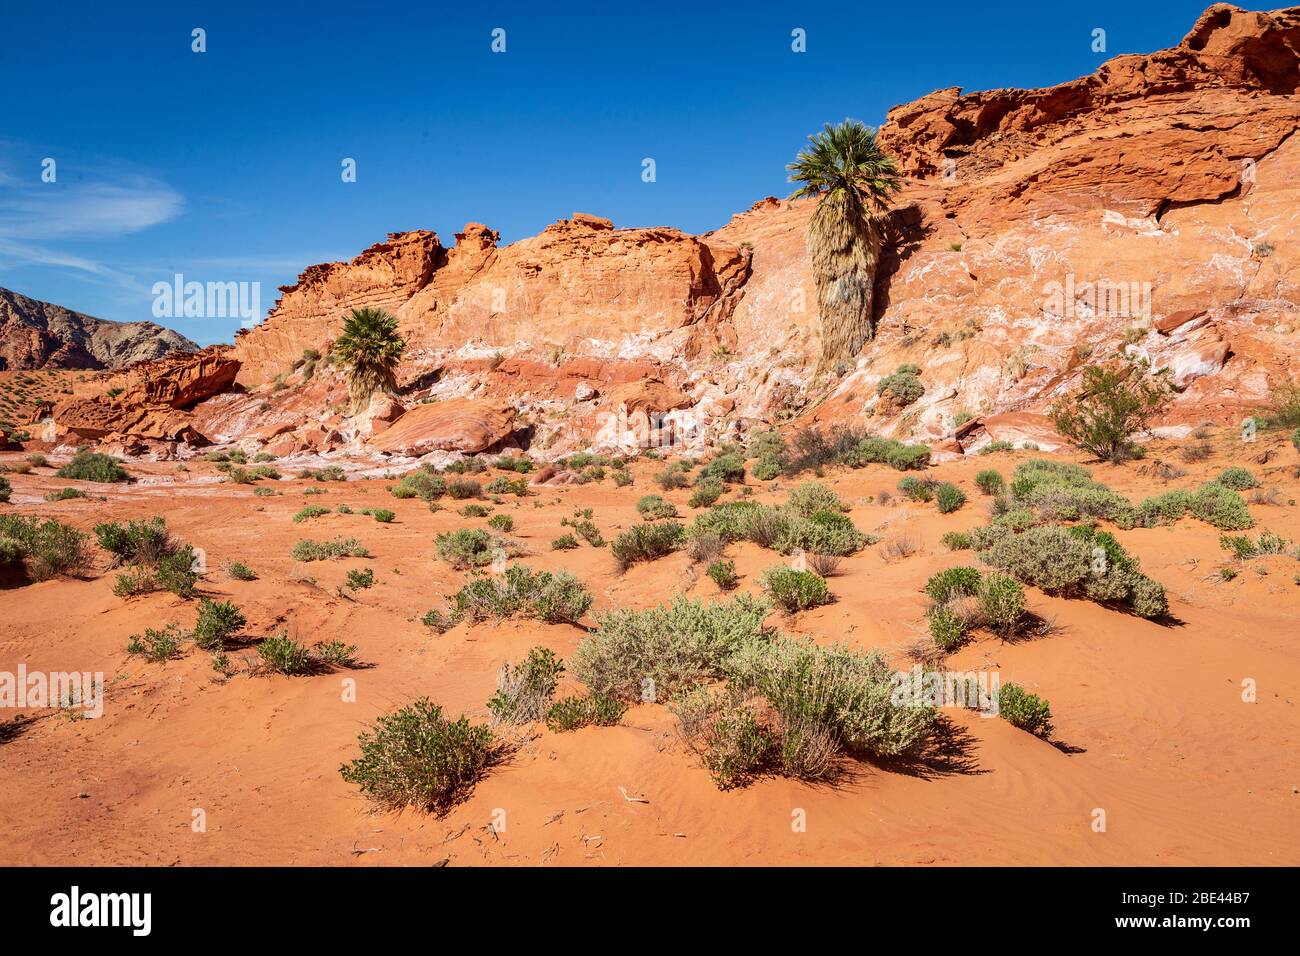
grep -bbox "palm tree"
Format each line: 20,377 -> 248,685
787,120 -> 901,369
333,307 -> 406,409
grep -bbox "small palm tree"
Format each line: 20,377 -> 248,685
334,307 -> 405,409
788,120 -> 901,369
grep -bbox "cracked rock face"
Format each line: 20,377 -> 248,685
218,3 -> 1299,456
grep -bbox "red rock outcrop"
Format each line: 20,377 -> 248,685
53,347 -> 240,444
232,231 -> 442,386
366,398 -> 516,455
212,4 -> 1299,458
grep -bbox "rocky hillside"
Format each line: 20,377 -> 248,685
220,4 -> 1298,460
0,286 -> 198,371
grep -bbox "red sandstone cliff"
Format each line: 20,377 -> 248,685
205,4 -> 1300,457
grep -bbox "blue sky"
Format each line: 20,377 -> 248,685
0,0 -> 1228,345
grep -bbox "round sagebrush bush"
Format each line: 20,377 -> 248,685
978,573 -> 1025,632
193,598 -> 247,650
935,482 -> 967,514
924,566 -> 983,604
785,481 -> 845,517
897,475 -> 934,502
997,683 -> 1054,738
1126,573 -> 1168,619
636,494 -> 678,520
927,606 -> 966,650
940,531 -> 972,551
980,524 -> 1093,593
974,469 -> 1004,495
1216,467 -> 1259,491
707,559 -> 738,590
339,698 -> 497,813
762,566 -> 831,612
1188,482 -> 1253,531
886,444 -> 931,471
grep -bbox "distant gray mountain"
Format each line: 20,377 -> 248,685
0,286 -> 198,370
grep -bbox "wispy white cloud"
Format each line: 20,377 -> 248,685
0,164 -> 184,285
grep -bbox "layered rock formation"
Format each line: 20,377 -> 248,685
213,3 -> 1299,458
53,347 -> 240,446
0,287 -> 198,371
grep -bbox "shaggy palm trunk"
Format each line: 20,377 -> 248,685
808,192 -> 880,371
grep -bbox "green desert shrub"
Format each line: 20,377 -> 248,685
56,449 -> 128,483
978,573 -> 1026,633
0,476 -> 10,503
940,531 -> 972,551
975,469 -> 1003,495
734,638 -> 937,762
779,510 -> 869,557
1048,357 -> 1173,463
156,546 -> 199,598
486,513 -> 514,532
95,517 -> 171,563
126,623 -> 184,662
924,566 -> 983,604
447,478 -> 483,500
192,599 -> 246,650
698,698 -> 773,789
886,443 -> 931,471
225,560 -> 256,580
458,503 -> 491,518
611,520 -> 684,570
997,683 -> 1054,738
927,607 -> 966,650
450,565 -> 592,624
299,465 -> 346,482
0,515 -> 90,581
1188,482 -> 1253,530
44,488 -> 89,502
485,475 -> 528,497
876,365 -> 924,406
487,647 -> 564,725
544,693 -> 626,732
1216,467 -> 1259,491
345,568 -> 375,590
433,528 -> 519,569
654,464 -> 690,490
1134,488 -> 1192,525
292,505 -> 331,523
573,594 -> 773,700
785,482 -> 844,517
257,634 -> 314,675
1219,529 -> 1289,560
707,559 -> 738,590
369,508 -> 395,523
897,475 -> 934,502
935,482 -> 967,514
494,455 -> 533,473
636,494 -> 678,520
978,440 -> 1014,455
699,452 -> 745,484
339,698 -> 497,813
688,479 -> 724,509
391,471 -> 445,501
980,524 -> 1094,593
551,533 -> 578,551
762,566 -> 831,612
291,537 -> 370,562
